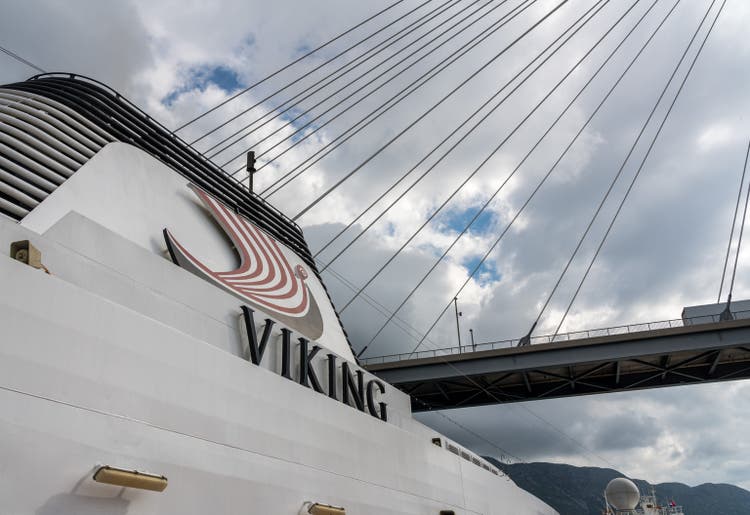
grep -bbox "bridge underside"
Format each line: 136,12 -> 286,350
365,319 -> 750,412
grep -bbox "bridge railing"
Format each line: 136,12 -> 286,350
361,309 -> 750,365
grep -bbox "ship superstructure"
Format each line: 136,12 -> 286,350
604,478 -> 684,515
638,487 -> 685,515
0,74 -> 557,514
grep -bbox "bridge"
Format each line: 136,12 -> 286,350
363,312 -> 750,412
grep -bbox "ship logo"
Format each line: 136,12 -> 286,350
164,184 -> 324,339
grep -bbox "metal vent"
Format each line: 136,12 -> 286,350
0,87 -> 113,219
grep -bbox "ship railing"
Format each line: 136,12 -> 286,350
26,74 -> 298,223
361,309 -> 750,365
441,438 -> 502,476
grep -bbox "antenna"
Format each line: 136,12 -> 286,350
246,151 -> 257,193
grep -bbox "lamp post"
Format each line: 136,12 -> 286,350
453,297 -> 462,353
469,328 -> 476,351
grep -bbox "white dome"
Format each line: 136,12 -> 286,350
605,477 -> 640,510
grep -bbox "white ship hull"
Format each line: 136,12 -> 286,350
0,137 -> 557,513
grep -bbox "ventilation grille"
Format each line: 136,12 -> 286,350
0,88 -> 112,219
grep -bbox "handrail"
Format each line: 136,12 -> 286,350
361,309 -> 750,365
26,73 -> 302,232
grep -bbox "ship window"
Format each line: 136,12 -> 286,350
431,438 -> 442,447
440,511 -> 456,515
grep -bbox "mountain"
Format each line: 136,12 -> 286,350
483,459 -> 750,515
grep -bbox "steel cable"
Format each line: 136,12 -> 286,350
403,0 -> 683,357
216,0 -> 503,169
550,0 -> 725,337
174,0 -> 414,133
723,139 -> 750,303
255,0 -> 537,197
206,0 -> 482,161
717,140 -> 750,302
0,44 -> 46,73
206,0 -> 469,160
289,0 -> 568,219
321,263 -> 440,344
334,0 -> 635,316
315,0 -> 613,270
188,0 -> 444,145
358,0 -> 667,356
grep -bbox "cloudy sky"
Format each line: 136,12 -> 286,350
3,0 -> 750,491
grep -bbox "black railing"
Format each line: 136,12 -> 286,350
9,73 -> 313,266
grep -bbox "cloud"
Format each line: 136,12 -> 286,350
161,65 -> 243,106
0,0 -> 153,98
2,0 -> 750,492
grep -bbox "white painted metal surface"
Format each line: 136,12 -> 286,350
0,142 -> 558,514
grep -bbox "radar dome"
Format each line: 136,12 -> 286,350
605,477 -> 640,510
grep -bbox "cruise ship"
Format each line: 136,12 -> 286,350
0,74 -> 557,514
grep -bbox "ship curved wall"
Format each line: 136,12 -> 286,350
0,73 -> 355,357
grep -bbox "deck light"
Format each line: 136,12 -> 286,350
10,240 -> 42,269
307,502 -> 346,515
93,465 -> 168,492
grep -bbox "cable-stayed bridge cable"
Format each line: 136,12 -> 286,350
187,0 -> 436,144
209,0 -> 479,162
217,0 -> 503,169
726,139 -> 750,303
718,140 -> 750,302
321,263 -> 442,345
323,220 -> 626,470
334,0 -> 636,315
290,0 -> 569,220
174,0 -> 413,133
358,0 -> 666,356
0,44 -> 46,73
551,0 -> 726,337
240,0 -> 529,181
315,0 -> 613,271
350,280 -> 624,470
206,0 -> 470,160
403,0 -> 683,357
255,0 -> 538,196
391,304 -> 624,470
189,0 -> 449,145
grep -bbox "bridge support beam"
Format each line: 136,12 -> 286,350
365,319 -> 750,411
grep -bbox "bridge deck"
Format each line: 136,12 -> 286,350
364,318 -> 750,411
